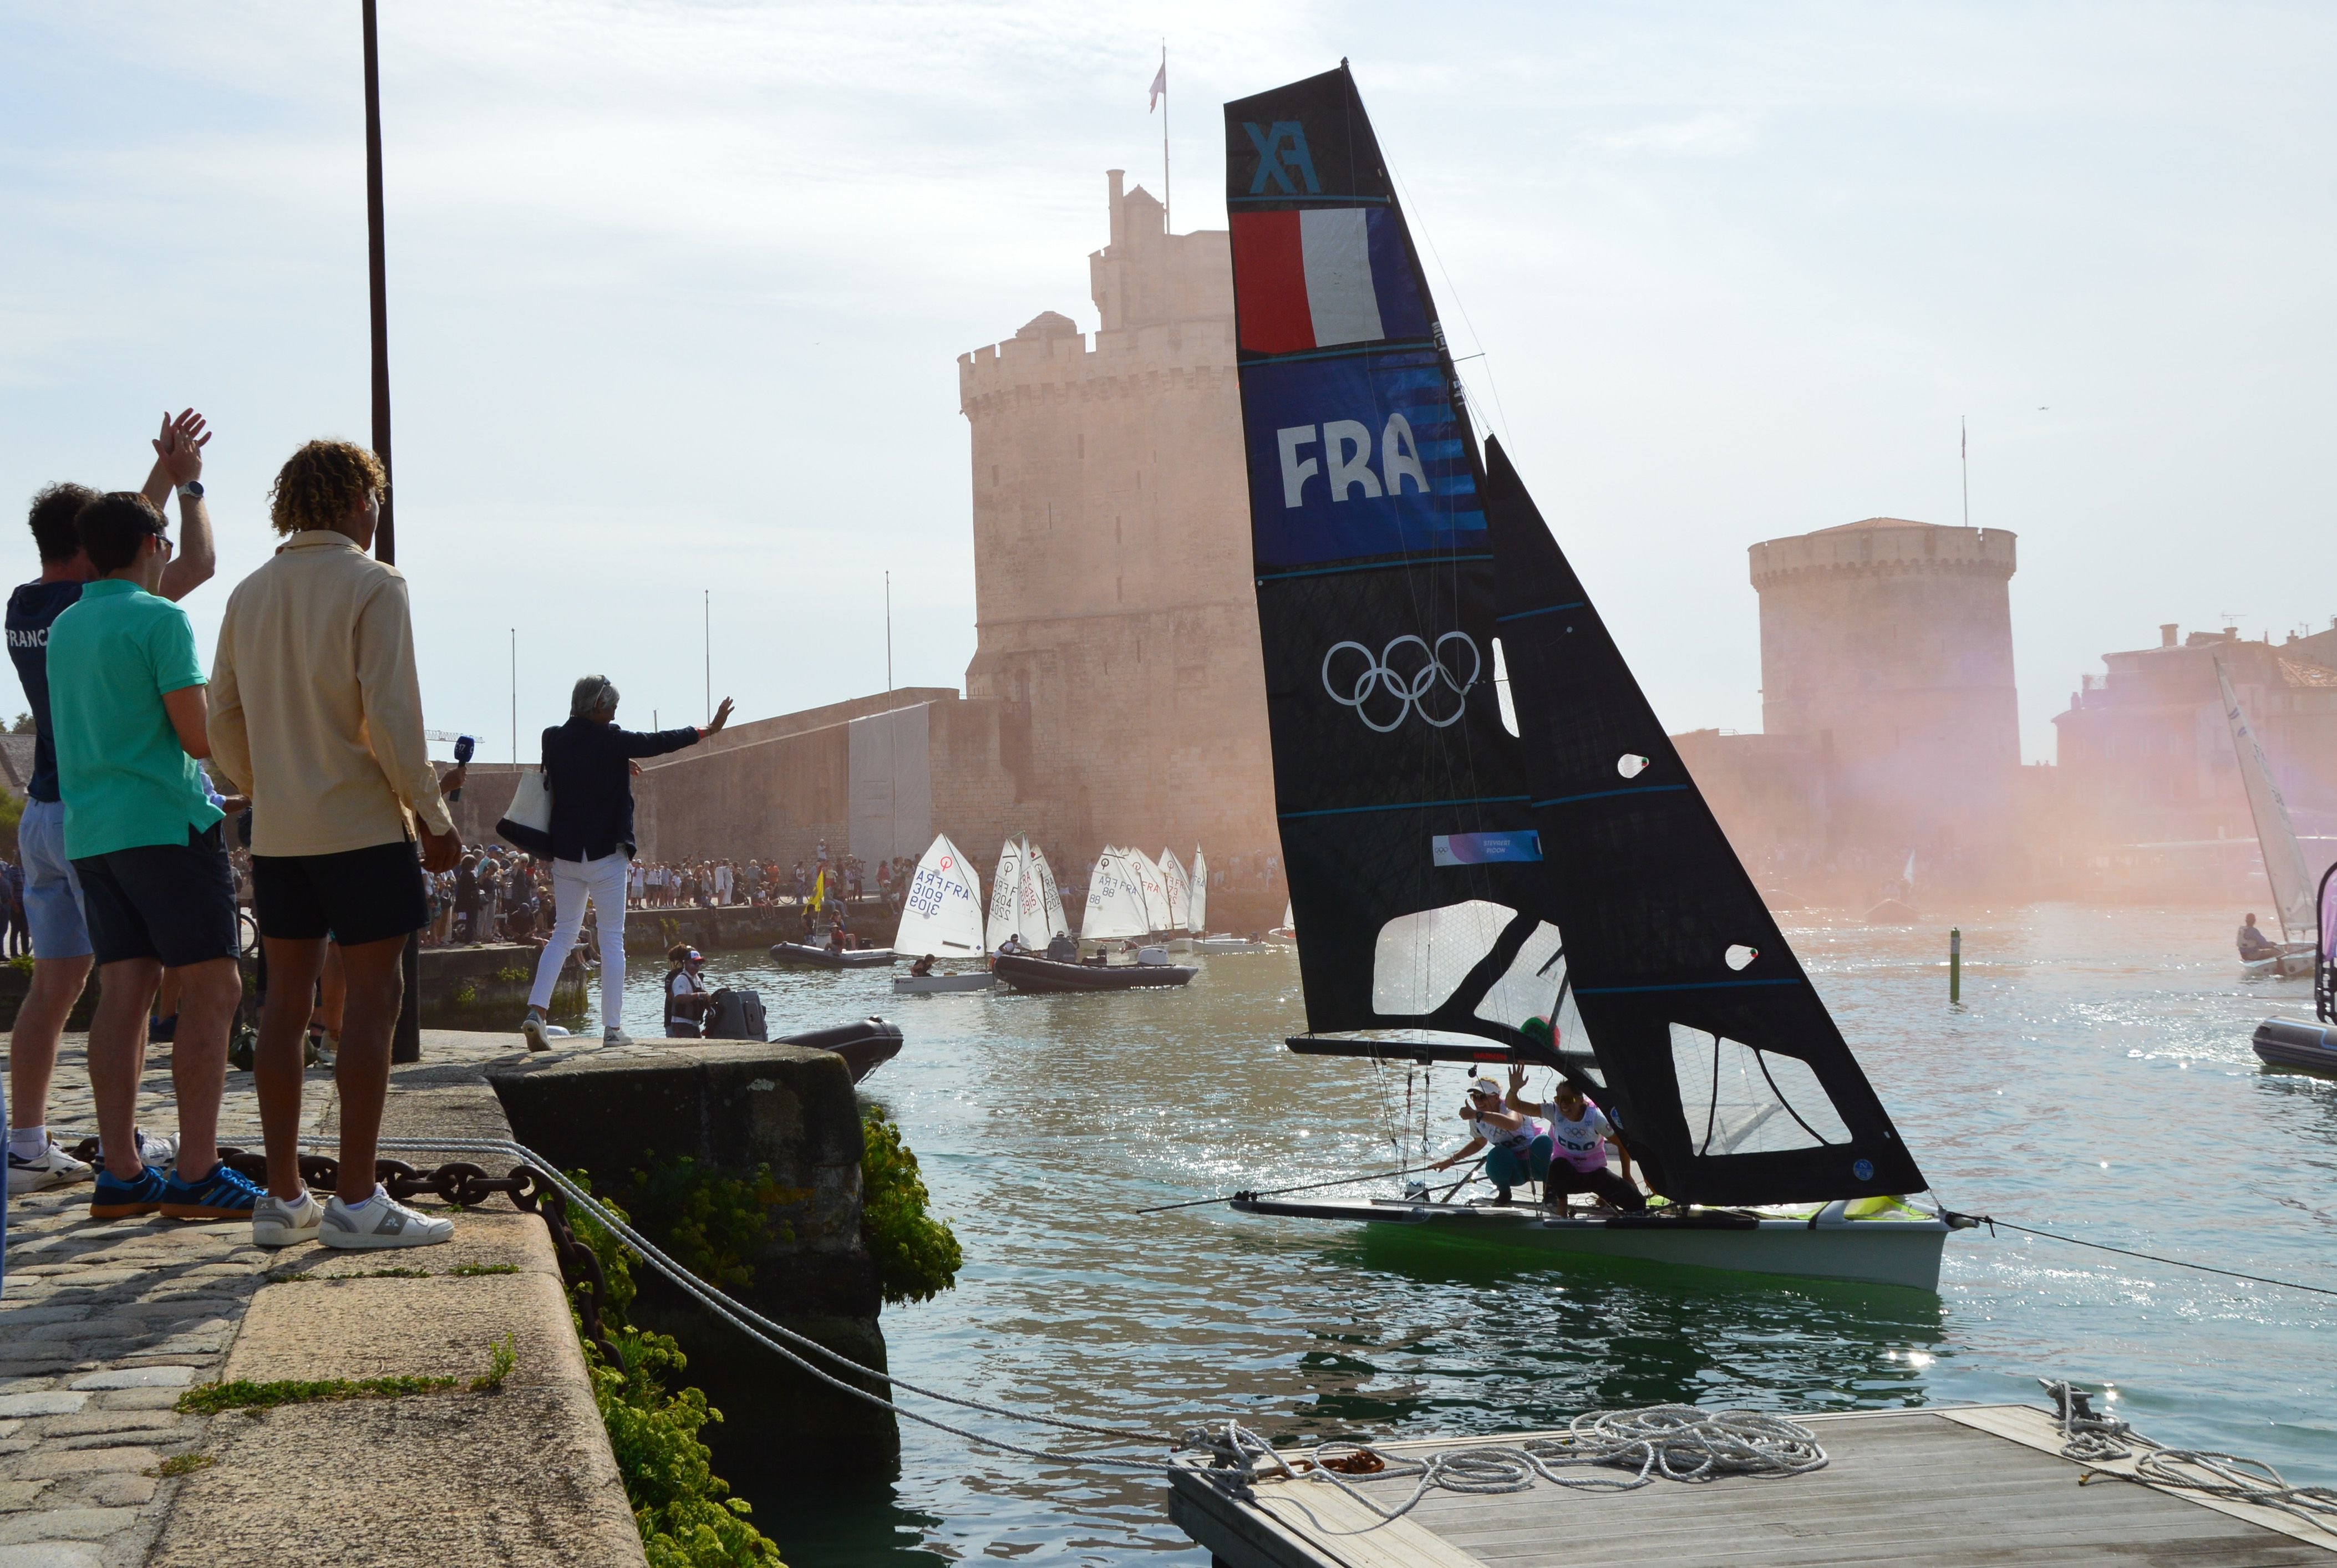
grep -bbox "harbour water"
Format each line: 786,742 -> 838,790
597,905 -> 2337,1566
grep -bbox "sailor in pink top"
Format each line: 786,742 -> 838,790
1505,1063 -> 1648,1215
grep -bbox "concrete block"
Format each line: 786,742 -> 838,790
0,1509 -> 136,1546
0,1399 -> 82,1422
88,1391 -> 179,1413
55,1471 -> 153,1508
12,1449 -> 158,1480
65,1368 -> 191,1391
221,1272 -> 585,1390
0,1540 -> 103,1567
0,1479 -> 52,1511
263,1205 -> 557,1282
149,1386 -> 645,1568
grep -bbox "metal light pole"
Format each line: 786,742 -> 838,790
365,0 -> 423,1065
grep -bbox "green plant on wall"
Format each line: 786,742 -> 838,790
621,1158 -> 792,1293
454,981 -> 478,1005
567,1178 -> 784,1568
859,1112 -> 961,1306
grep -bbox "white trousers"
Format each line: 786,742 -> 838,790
529,852 -> 629,1025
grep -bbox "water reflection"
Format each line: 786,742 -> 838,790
596,910 -> 2337,1567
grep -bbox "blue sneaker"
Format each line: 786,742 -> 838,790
159,1162 -> 265,1221
90,1164 -> 170,1220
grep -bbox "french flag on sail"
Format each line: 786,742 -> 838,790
1231,207 -> 1429,355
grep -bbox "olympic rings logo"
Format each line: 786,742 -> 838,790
1321,633 -> 1481,732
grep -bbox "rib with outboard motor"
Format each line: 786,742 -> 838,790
1212,61 -> 1959,1289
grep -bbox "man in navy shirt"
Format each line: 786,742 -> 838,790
6,411 -> 217,1196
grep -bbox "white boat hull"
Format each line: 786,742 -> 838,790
891,972 -> 996,994
1233,1195 -> 1951,1292
1193,936 -> 1270,954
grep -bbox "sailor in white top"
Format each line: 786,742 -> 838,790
1429,1077 -> 1552,1205
1505,1064 -> 1647,1215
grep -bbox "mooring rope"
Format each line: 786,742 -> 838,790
1948,1214 -> 2337,1299
1135,1162 -> 1444,1214
2041,1380 -> 2337,1538
1189,1406 -> 1827,1535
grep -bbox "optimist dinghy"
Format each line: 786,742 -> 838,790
890,833 -> 995,992
1214,63 -> 1962,1292
2219,662 -> 2324,983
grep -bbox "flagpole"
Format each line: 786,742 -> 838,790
1960,415 -> 1969,529
1160,41 -> 1171,232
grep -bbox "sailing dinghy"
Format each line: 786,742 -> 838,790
2218,663 -> 2320,981
891,833 -> 995,992
1215,63 -> 1960,1291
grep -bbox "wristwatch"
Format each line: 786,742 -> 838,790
177,481 -> 205,501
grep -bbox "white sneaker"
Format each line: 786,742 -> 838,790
7,1138 -> 93,1194
135,1128 -> 177,1172
252,1188 -> 323,1248
319,1187 -> 454,1250
602,1026 -> 632,1047
521,1012 -> 552,1052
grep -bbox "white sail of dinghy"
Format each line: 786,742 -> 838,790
985,839 -> 1027,952
1081,848 -> 1151,941
1188,848 -> 1208,934
1159,849 -> 1192,932
1131,850 -> 1175,934
1013,836 -> 1054,949
2218,660 -> 2319,940
894,834 -> 985,958
1028,845 -> 1071,939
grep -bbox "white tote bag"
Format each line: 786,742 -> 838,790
496,768 -> 555,856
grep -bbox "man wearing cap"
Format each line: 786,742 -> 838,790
1429,1077 -> 1551,1205
1505,1063 -> 1647,1216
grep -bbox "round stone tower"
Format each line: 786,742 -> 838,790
1747,518 -> 2019,853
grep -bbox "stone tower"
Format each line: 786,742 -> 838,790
1747,518 -> 2019,852
956,172 -> 1276,867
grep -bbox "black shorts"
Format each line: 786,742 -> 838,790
252,839 -> 429,946
73,824 -> 240,969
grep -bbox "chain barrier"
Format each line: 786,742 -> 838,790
65,1136 -> 621,1368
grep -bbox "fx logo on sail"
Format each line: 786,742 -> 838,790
1243,121 -> 1321,195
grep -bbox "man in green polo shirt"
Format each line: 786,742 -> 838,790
47,493 -> 257,1224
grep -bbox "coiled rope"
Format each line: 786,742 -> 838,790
1187,1407 -> 1827,1534
2043,1379 -> 2337,1539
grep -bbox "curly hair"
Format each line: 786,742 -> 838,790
267,440 -> 387,537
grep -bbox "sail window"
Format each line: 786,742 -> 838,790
1668,1025 -> 1852,1154
1492,639 -> 1520,737
1724,944 -> 1758,971
1473,920 -> 1566,1031
1617,754 -> 1650,779
1373,901 -> 1515,1017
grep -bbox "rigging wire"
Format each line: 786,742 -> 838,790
1952,1213 -> 2337,1300
1136,1162 -> 1445,1215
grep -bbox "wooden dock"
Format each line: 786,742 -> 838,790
1169,1404 -> 2334,1566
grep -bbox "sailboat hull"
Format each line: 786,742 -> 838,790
769,942 -> 897,970
891,972 -> 997,994
1232,1195 -> 1951,1292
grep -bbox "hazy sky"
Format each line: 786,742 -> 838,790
4,2 -> 2332,765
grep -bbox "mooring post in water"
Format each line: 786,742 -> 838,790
1949,927 -> 1962,1006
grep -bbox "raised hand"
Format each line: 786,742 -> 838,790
706,696 -> 735,735
154,409 -> 212,487
1507,1062 -> 1527,1092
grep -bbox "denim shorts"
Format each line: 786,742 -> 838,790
18,797 -> 91,961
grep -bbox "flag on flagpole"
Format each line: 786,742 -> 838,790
1149,59 -> 1167,111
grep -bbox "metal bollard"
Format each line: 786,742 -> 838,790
1949,927 -> 1962,1006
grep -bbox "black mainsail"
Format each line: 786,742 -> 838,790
1484,440 -> 1926,1203
1227,63 -> 1926,1206
1225,65 -> 1550,1059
